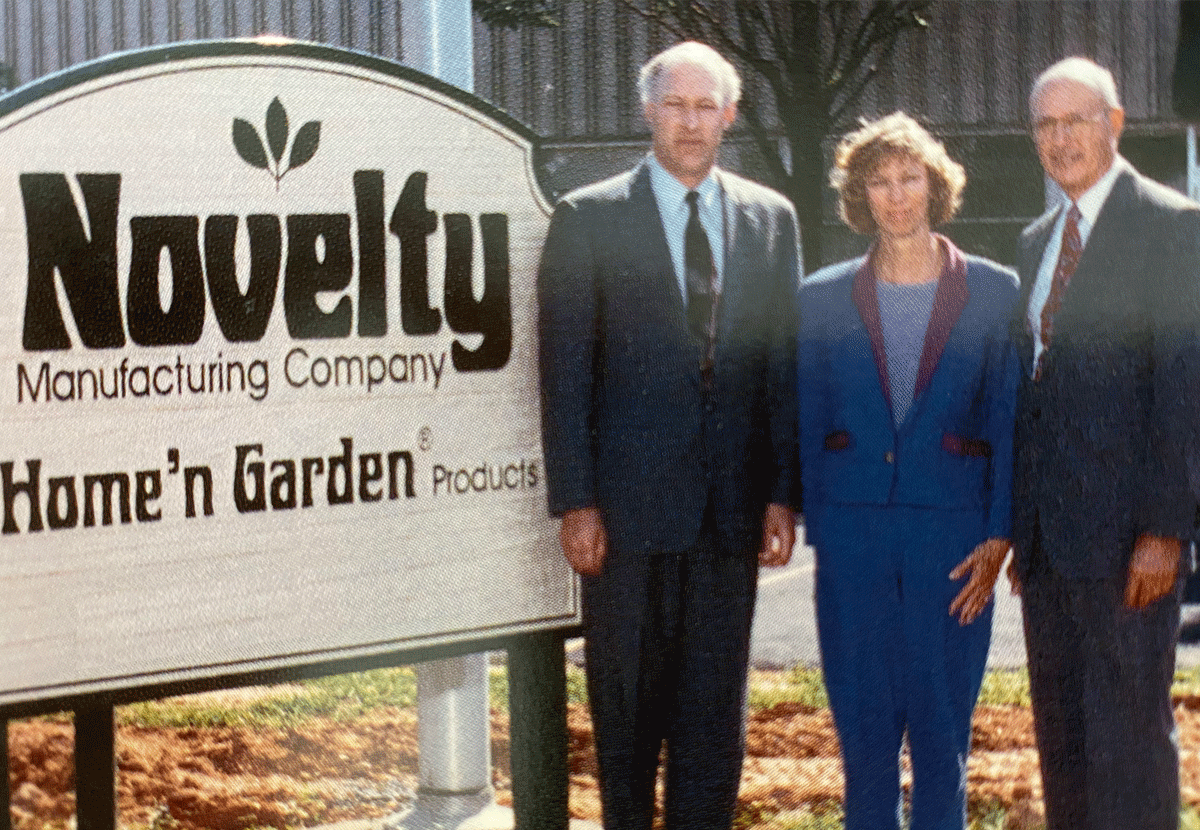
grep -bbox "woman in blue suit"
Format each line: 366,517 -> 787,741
798,113 -> 1019,830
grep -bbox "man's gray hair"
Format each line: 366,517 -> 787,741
1030,56 -> 1122,114
637,41 -> 741,108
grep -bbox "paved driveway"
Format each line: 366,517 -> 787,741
750,525 -> 1200,670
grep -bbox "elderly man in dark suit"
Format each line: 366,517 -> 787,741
537,41 -> 799,830
1011,56 -> 1200,830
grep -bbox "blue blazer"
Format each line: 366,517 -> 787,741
798,238 -> 1020,549
538,161 -> 800,555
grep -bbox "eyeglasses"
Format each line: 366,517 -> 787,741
1032,111 -> 1106,141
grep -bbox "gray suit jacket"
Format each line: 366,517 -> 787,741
537,160 -> 799,556
1012,163 -> 1200,581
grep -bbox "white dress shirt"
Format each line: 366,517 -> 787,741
1027,156 -> 1127,368
647,153 -> 726,300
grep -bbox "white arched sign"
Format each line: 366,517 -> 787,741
0,41 -> 573,704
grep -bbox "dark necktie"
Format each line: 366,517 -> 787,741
684,191 -> 717,364
1035,203 -> 1082,380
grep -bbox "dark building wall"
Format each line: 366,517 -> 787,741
1,1 -> 1192,267
474,0 -> 1182,138
474,1 -> 1189,267
0,0 -> 404,88
6,2 -> 1186,133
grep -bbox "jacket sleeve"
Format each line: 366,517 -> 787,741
795,274 -> 831,519
984,277 -> 1022,541
1139,204 -> 1200,539
767,205 -> 801,509
537,200 -> 599,517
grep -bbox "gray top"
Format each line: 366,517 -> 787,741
877,279 -> 939,425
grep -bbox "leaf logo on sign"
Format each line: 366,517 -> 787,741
232,97 -> 321,189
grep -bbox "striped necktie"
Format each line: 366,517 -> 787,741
1035,203 -> 1082,380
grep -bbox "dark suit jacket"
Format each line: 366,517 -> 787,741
1012,163 -> 1200,582
798,240 -> 1020,553
537,160 -> 799,556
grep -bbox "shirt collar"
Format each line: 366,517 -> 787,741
646,152 -> 720,210
1071,155 -> 1127,226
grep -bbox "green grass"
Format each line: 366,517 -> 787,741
739,803 -> 1200,830
567,662 -> 590,704
120,666 -> 417,729
977,668 -> 1030,706
110,660 -> 1200,732
1175,666 -> 1200,697
744,805 -> 844,830
748,665 -> 830,711
21,662 -> 1200,830
968,805 -> 1012,830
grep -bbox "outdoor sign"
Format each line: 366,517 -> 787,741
0,40 -> 575,705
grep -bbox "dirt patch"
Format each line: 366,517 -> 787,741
8,694 -> 1200,829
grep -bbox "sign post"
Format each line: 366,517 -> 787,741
386,8 -> 526,827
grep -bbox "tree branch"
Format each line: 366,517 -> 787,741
616,0 -> 689,40
740,96 -> 789,185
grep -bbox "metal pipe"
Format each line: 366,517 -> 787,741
400,0 -> 474,93
383,4 -> 513,826
1188,124 -> 1198,201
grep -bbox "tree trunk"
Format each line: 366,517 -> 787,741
786,1 -> 828,271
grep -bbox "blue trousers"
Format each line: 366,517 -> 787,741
811,504 -> 993,830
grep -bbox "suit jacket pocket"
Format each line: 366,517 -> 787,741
823,430 -> 852,452
941,433 -> 992,458
936,434 -> 992,510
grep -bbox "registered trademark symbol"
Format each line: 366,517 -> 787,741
418,427 -> 432,451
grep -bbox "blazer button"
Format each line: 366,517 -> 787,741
884,451 -> 895,464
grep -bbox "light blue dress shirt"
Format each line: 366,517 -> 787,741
647,153 -> 726,300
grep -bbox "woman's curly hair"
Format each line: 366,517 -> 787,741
830,112 -> 966,236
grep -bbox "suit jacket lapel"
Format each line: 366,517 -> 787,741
626,162 -> 688,327
716,169 -> 742,340
851,250 -> 894,415
913,235 -> 969,399
1014,205 -> 1060,376
1062,169 -> 1138,309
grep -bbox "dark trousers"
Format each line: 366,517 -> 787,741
812,504 -> 993,830
1022,537 -> 1183,830
581,523 -> 758,830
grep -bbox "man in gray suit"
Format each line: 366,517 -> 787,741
1011,56 -> 1200,830
537,42 -> 799,830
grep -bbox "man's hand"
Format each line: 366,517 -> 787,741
759,503 -> 795,567
1124,533 -> 1181,609
949,537 -> 1011,625
560,507 -> 607,576
1006,556 -> 1022,597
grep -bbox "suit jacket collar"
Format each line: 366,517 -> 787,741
851,234 -> 970,417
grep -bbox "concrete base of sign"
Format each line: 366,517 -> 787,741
324,810 -> 602,830
383,787 -> 512,830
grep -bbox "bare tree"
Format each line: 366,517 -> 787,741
619,1 -> 929,269
475,0 -> 929,268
